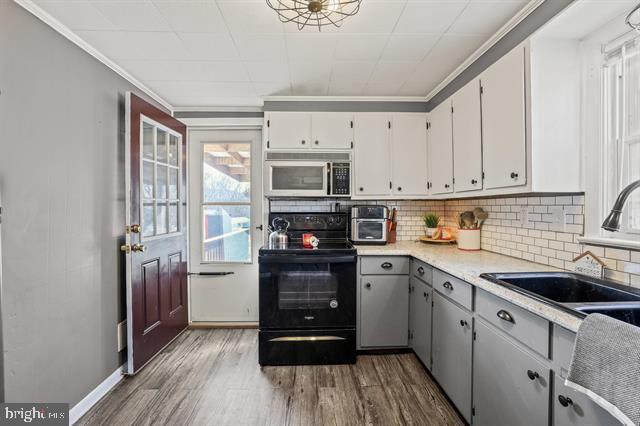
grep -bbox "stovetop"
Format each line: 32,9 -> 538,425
259,239 -> 355,255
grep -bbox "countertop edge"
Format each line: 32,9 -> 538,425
356,244 -> 582,333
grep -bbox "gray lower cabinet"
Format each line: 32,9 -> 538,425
410,277 -> 432,368
432,292 -> 473,422
473,320 -> 550,426
360,275 -> 409,347
553,373 -> 621,426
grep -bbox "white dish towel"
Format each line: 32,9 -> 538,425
566,313 -> 640,426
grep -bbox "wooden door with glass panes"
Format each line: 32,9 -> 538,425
124,93 -> 188,374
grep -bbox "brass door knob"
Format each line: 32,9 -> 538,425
130,224 -> 141,233
120,244 -> 131,253
131,244 -> 146,252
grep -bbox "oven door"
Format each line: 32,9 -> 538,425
265,161 -> 328,197
353,219 -> 387,242
259,254 -> 356,329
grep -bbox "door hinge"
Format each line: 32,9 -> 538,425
451,106 -> 454,113
480,85 -> 484,95
388,121 -> 391,129
267,119 -> 270,127
408,330 -> 412,340
351,141 -> 354,149
472,407 -> 476,416
482,171 -> 485,180
350,120 -> 353,128
473,331 -> 477,341
0,206 -> 2,224
267,141 -> 270,149
389,181 -> 392,189
452,178 -> 455,184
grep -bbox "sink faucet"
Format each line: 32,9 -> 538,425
602,179 -> 640,232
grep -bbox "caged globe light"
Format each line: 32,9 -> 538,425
266,0 -> 362,31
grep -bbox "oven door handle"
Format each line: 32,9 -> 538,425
259,255 -> 356,264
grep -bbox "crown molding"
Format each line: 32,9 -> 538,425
14,0 -> 174,113
263,96 -> 427,103
173,106 -> 264,113
425,0 -> 544,101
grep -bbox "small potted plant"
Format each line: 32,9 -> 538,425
423,212 -> 440,238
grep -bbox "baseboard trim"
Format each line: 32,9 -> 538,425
69,364 -> 125,425
189,322 -> 258,329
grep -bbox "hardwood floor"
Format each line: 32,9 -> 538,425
79,329 -> 464,426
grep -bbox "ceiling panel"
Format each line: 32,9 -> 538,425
31,0 -> 532,105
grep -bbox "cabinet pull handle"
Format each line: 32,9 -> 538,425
417,266 -> 425,275
459,320 -> 468,327
497,310 -> 515,323
444,184 -> 450,189
527,370 -> 540,381
365,283 -> 372,289
510,172 -> 519,179
314,140 -> 319,145
381,262 -> 393,269
301,140 -> 306,145
471,179 -> 478,185
558,395 -> 573,407
423,292 -> 427,297
397,186 -> 402,191
442,281 -> 453,290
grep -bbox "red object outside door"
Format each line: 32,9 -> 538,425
124,93 -> 188,374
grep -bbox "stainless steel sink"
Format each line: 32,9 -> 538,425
480,272 -> 640,326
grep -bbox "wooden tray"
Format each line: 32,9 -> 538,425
418,236 -> 456,244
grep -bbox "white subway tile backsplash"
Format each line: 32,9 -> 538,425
605,247 -> 631,261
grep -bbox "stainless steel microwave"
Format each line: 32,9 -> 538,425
264,152 -> 351,197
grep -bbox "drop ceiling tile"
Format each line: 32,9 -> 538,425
36,1 -> 116,31
244,61 -> 290,82
330,61 -> 376,82
395,1 -> 468,34
253,81 -> 291,96
148,81 -> 257,99
285,34 -> 337,62
363,79 -> 405,96
447,1 -> 526,35
369,61 -> 417,83
381,34 -> 440,60
92,1 -> 171,31
397,77 -> 439,96
153,1 -> 227,33
217,0 -> 284,34
327,79 -> 367,96
291,80 -> 330,96
178,33 -> 239,60
415,34 -> 485,83
75,30 -> 190,60
339,2 -> 406,34
289,61 -> 332,84
122,60 -> 249,82
334,35 -> 389,61
234,34 -> 287,61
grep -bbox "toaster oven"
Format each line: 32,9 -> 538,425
350,206 -> 389,245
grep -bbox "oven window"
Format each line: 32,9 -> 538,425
359,222 -> 383,240
272,166 -> 324,190
279,269 -> 338,310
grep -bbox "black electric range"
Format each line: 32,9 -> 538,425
258,212 -> 357,366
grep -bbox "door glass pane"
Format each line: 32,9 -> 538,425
627,141 -> 640,230
202,143 -> 251,203
271,166 -> 324,190
169,135 -> 179,166
279,270 -> 337,310
143,123 -> 155,160
156,203 -> 167,235
169,168 -> 179,200
202,205 -> 250,262
157,165 -> 168,199
157,129 -> 167,163
143,162 -> 155,200
143,202 -> 155,237
168,202 -> 179,233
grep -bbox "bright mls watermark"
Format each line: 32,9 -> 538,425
0,404 -> 68,425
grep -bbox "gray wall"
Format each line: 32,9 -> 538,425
0,2 -> 167,406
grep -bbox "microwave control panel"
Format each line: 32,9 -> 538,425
332,163 -> 350,195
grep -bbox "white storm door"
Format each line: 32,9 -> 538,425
188,129 -> 262,323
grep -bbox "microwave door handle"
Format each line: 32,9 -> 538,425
326,162 -> 331,196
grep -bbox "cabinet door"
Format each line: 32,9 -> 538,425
428,100 -> 454,195
267,112 -> 312,150
432,292 -> 472,422
410,278 -> 432,368
480,46 -> 526,189
452,79 -> 483,192
473,321 -> 550,426
353,114 -> 391,196
391,115 -> 428,196
311,113 -> 353,150
360,275 -> 409,347
554,374 -> 621,426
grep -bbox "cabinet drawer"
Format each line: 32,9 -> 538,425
433,269 -> 473,310
476,289 -> 549,357
361,256 -> 410,275
411,259 -> 432,285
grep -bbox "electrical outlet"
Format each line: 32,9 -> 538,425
549,206 -> 566,232
519,205 -> 532,228
117,320 -> 127,352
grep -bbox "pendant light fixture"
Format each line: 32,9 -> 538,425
266,0 -> 362,31
626,3 -> 640,32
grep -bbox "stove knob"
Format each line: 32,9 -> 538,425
329,299 -> 339,309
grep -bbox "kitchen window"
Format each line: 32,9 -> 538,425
200,142 -> 252,263
602,38 -> 640,239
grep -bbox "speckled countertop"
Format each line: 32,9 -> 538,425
355,241 -> 582,332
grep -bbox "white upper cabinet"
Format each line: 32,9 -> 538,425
311,112 -> 353,150
391,114 -> 428,196
452,78 -> 483,193
480,46 -> 527,190
428,100 -> 454,195
354,114 -> 392,196
266,112 -> 353,150
266,112 -> 312,150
